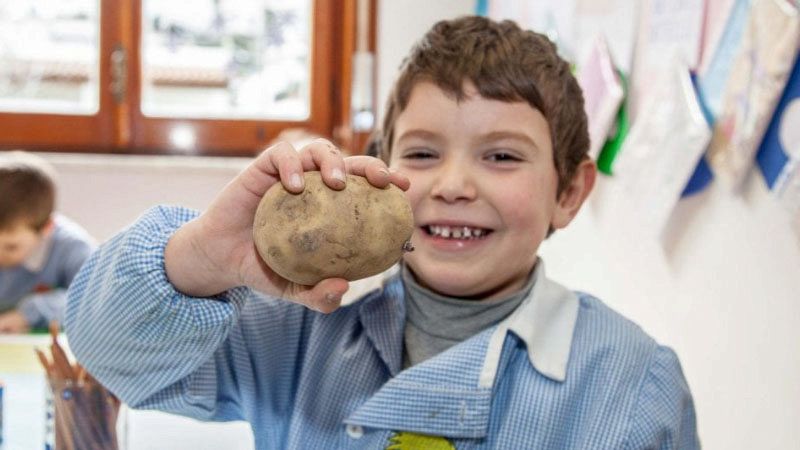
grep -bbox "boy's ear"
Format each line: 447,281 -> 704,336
551,159 -> 596,230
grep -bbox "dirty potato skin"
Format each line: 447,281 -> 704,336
253,171 -> 414,285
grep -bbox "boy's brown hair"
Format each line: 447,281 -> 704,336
379,16 -> 589,195
0,151 -> 56,232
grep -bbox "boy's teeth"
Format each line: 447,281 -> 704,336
427,225 -> 487,239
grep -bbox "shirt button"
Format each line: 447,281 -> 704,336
346,424 -> 364,439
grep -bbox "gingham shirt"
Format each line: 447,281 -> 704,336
65,206 -> 699,449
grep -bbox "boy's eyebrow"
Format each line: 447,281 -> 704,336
395,129 -> 443,144
478,131 -> 542,150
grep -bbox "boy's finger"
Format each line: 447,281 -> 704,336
344,156 -> 410,190
241,142 -> 300,200
266,142 -> 305,193
387,168 -> 411,191
298,139 -> 347,190
286,278 -> 349,314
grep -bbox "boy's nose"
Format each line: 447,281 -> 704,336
430,162 -> 477,203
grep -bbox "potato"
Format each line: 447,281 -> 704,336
253,171 -> 414,285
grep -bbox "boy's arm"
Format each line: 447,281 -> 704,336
16,289 -> 68,329
65,205 -> 254,419
625,346 -> 700,450
0,309 -> 30,333
66,140 -> 407,420
11,224 -> 96,330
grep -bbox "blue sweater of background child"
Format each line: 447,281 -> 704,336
0,215 -> 95,328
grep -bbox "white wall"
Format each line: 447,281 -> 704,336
46,153 -> 249,242
541,175 -> 800,450
33,1 -> 800,448
375,0 -> 475,120
375,2 -> 800,449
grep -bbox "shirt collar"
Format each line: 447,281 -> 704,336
351,259 -> 579,383
475,260 -> 578,386
22,229 -> 54,272
504,260 -> 579,382
346,260 -> 579,436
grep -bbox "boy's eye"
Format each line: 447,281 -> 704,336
486,151 -> 521,162
402,148 -> 437,159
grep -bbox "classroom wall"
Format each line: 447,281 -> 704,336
378,2 -> 800,450
37,1 -> 800,449
45,152 -> 249,242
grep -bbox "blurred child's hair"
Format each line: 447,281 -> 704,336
378,16 -> 589,195
0,151 -> 56,232
363,129 -> 382,158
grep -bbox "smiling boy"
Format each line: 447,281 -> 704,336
66,16 -> 698,449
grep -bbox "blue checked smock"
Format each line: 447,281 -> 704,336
65,206 -> 699,449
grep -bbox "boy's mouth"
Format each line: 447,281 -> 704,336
422,224 -> 493,240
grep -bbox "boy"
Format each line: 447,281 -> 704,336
0,151 -> 95,333
65,16 -> 698,449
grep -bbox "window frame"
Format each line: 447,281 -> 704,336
0,0 -> 373,156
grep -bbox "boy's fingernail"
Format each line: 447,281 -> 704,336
290,173 -> 303,189
332,168 -> 346,183
378,168 -> 390,177
325,292 -> 339,303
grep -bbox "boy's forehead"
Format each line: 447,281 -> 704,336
0,221 -> 38,238
403,81 -> 543,120
396,81 -> 551,149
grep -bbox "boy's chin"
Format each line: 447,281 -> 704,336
405,259 -> 533,301
409,268 -> 497,300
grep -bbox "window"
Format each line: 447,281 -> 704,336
0,0 -> 373,156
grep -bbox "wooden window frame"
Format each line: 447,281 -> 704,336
0,0 -> 375,156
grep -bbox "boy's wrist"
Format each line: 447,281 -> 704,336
164,219 -> 238,297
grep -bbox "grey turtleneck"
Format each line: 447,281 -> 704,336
401,263 -> 537,368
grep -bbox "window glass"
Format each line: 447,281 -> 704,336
141,0 -> 311,120
0,0 -> 99,115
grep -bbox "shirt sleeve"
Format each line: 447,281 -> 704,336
625,345 -> 700,450
64,205 -> 253,422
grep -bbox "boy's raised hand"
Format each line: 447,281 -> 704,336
164,139 -> 409,313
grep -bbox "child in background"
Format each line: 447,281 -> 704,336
0,151 -> 95,333
65,16 -> 698,449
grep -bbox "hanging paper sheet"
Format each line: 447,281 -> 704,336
578,36 -> 625,161
697,0 -> 737,75
629,0 -> 706,120
696,0 -> 753,116
487,0 -> 578,61
706,0 -> 800,190
613,62 -> 712,237
756,50 -> 800,249
756,50 -> 800,188
573,0 -> 638,73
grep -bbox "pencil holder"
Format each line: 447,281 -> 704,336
46,379 -> 121,450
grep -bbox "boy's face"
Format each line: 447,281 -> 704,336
389,81 -> 577,300
0,223 -> 47,268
